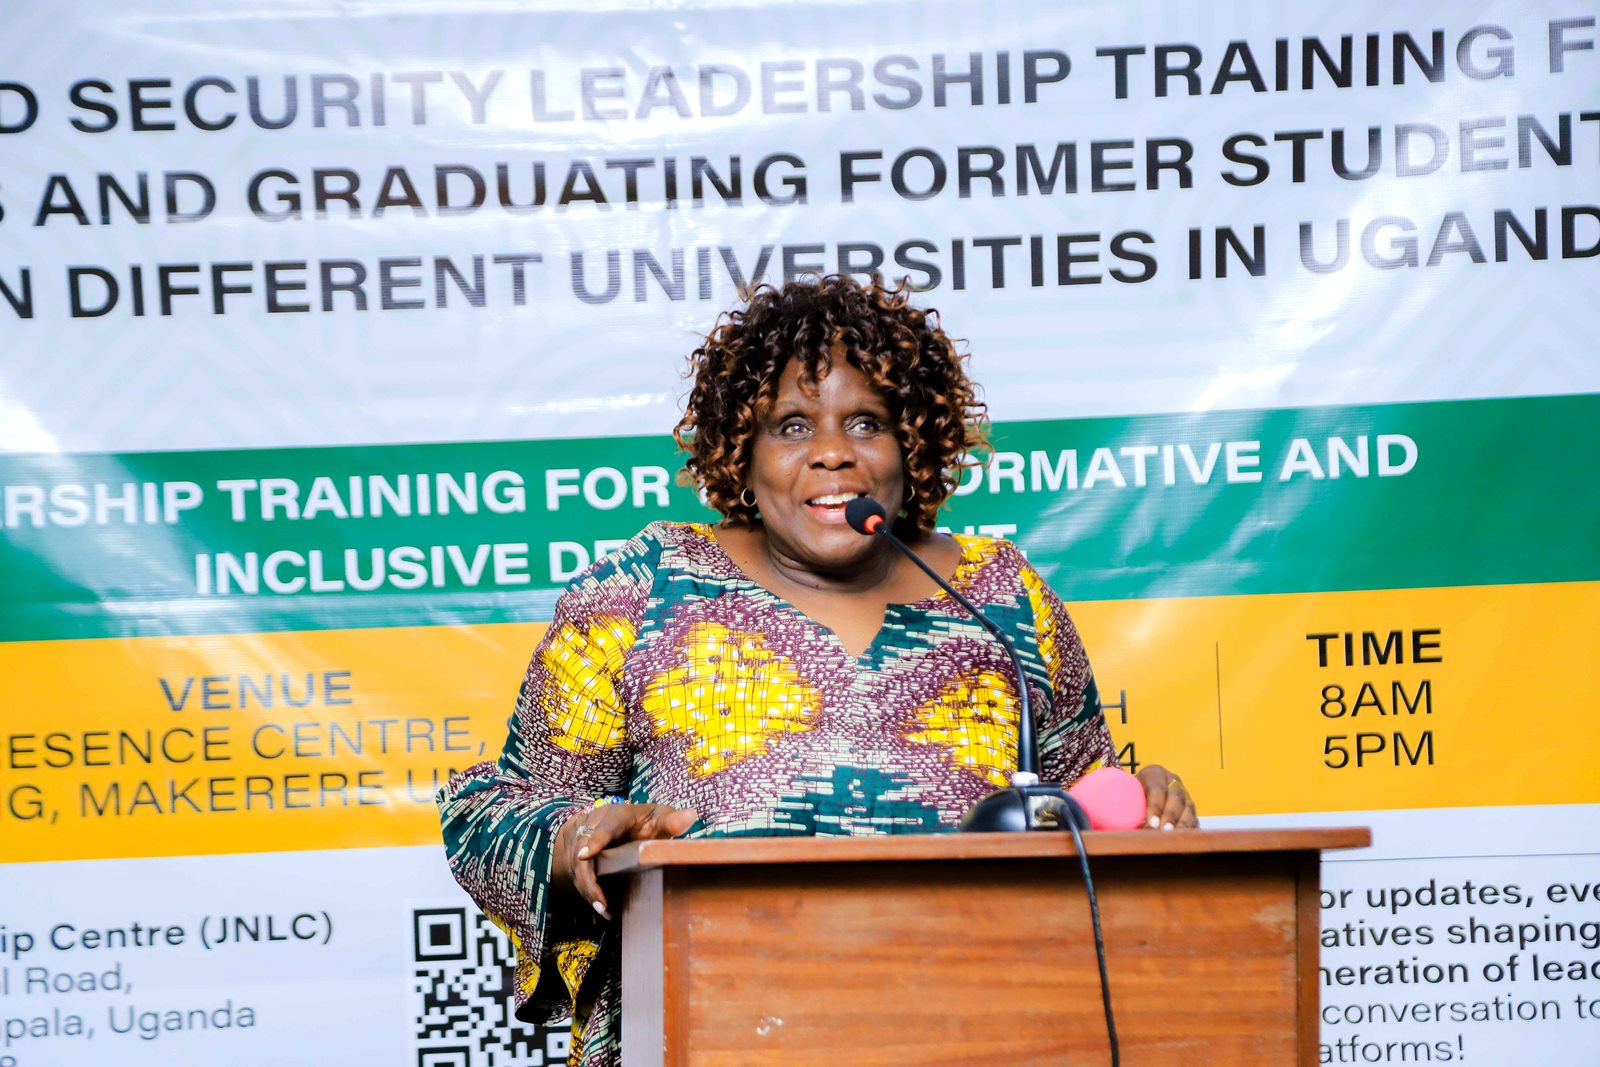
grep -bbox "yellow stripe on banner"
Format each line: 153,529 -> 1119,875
1071,580 -> 1600,817
0,623 -> 549,864
1,581 -> 1594,863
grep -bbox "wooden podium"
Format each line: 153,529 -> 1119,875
598,827 -> 1368,1065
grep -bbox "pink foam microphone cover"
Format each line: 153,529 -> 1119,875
1068,766 -> 1148,831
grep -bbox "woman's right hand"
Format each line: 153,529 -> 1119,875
553,803 -> 699,920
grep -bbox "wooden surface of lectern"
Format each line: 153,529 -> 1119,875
597,827 -> 1369,1066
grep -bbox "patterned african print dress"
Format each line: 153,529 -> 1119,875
437,521 -> 1116,1067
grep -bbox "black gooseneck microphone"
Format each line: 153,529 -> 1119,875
843,496 -> 1087,833
844,495 -> 1121,1067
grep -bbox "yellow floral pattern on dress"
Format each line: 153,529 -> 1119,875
951,533 -> 1004,589
1019,563 -> 1060,679
552,938 -> 600,1002
484,914 -> 541,1000
905,668 -> 1020,787
543,615 -> 637,754
642,622 -> 819,777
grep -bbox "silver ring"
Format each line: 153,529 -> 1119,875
574,824 -> 597,838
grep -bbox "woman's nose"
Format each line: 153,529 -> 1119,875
807,423 -> 856,468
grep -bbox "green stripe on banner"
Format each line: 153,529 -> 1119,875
1,394 -> 1595,642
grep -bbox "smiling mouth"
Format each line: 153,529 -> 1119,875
805,492 -> 867,507
804,491 -> 868,522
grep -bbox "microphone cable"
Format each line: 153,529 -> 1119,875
1067,818 -> 1120,1067
844,497 -> 1037,774
846,497 -> 1120,1064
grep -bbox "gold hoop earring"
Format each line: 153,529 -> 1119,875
739,488 -> 757,508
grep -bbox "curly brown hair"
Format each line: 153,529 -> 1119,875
674,275 -> 989,536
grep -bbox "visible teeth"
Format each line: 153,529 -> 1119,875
809,493 -> 862,506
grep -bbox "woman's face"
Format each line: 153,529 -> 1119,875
745,356 -> 905,576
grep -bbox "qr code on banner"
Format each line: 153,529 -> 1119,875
412,906 -> 572,1067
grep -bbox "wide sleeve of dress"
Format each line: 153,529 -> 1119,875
436,527 -> 659,1023
1017,555 -> 1119,786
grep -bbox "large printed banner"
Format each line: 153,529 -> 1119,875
2,2 -> 1597,1064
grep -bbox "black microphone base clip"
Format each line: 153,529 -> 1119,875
959,781 -> 1088,833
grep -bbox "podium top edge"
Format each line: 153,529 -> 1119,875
596,826 -> 1372,875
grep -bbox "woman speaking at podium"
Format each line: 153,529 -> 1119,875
438,275 -> 1197,1067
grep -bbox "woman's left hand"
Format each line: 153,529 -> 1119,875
1135,764 -> 1199,830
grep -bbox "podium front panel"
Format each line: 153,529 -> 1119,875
619,846 -> 1322,1065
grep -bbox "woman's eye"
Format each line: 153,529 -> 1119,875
851,416 -> 883,434
777,419 -> 809,436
